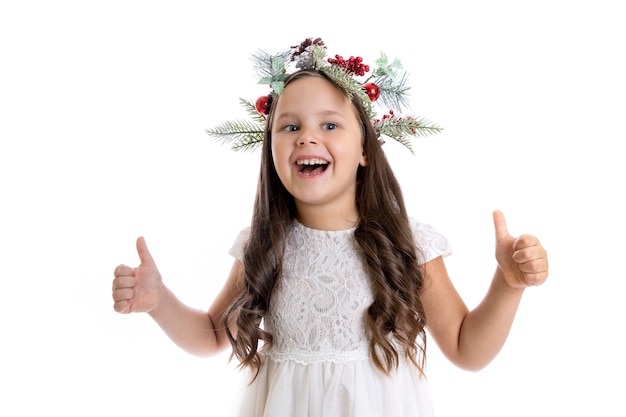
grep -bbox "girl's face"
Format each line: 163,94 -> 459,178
271,75 -> 367,225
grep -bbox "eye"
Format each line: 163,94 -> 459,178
322,122 -> 338,130
283,124 -> 299,132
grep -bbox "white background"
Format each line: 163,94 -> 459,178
1,1 -> 624,416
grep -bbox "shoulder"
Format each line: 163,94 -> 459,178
228,226 -> 251,261
408,217 -> 453,264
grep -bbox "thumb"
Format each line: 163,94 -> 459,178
493,210 -> 511,242
136,236 -> 156,266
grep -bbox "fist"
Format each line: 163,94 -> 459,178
493,210 -> 549,289
112,237 -> 163,314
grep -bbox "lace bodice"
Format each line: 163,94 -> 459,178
229,218 -> 451,365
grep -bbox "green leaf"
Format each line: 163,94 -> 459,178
251,49 -> 291,88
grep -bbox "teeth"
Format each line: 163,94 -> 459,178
296,158 -> 329,165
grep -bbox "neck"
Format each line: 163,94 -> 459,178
295,204 -> 359,231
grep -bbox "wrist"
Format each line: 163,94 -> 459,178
494,267 -> 526,294
147,282 -> 171,318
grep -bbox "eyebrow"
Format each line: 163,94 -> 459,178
274,110 -> 349,121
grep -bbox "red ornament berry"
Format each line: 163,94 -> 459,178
255,95 -> 272,115
363,83 -> 380,101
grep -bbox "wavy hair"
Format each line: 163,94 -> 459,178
224,69 -> 427,379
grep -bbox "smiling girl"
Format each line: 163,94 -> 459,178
112,39 -> 549,417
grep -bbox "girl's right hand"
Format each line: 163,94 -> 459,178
112,237 -> 163,314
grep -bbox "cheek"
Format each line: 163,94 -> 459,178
350,137 -> 367,167
271,139 -> 281,160
270,133 -> 281,161
270,139 -> 290,177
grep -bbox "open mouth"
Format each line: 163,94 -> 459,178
296,158 -> 329,176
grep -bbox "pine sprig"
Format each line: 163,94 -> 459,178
205,118 -> 265,152
374,113 -> 443,155
320,64 -> 371,104
375,72 -> 411,112
240,98 -> 267,124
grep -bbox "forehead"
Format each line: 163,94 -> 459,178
274,75 -> 357,116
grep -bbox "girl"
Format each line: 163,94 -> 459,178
112,53 -> 548,416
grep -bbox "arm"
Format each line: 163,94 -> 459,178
421,210 -> 548,371
112,237 -> 243,357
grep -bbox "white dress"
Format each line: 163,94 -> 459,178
227,218 -> 452,417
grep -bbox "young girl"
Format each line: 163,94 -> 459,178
112,40 -> 548,416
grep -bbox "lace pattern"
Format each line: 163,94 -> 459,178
228,218 -> 451,365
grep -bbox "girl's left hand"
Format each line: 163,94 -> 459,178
493,210 -> 549,289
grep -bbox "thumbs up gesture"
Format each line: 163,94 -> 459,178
112,237 -> 163,314
493,210 -> 548,289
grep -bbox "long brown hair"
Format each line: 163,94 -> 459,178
225,69 -> 427,378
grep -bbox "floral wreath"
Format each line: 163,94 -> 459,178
206,37 -> 442,154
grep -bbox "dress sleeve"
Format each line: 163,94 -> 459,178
410,218 -> 452,265
228,226 -> 250,261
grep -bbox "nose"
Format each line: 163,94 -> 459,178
297,128 -> 318,146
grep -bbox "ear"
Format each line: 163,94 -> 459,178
359,149 -> 368,167
358,125 -> 368,166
